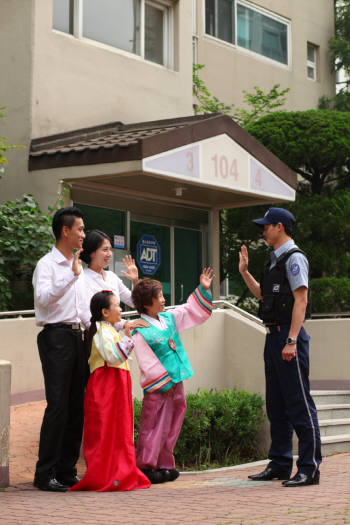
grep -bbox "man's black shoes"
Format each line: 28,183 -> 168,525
248,466 -> 290,481
33,477 -> 68,492
56,474 -> 81,487
282,471 -> 320,487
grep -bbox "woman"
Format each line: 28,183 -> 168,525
80,229 -> 146,332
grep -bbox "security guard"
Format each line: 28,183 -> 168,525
238,207 -> 321,487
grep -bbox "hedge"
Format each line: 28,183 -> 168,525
310,277 -> 350,313
134,388 -> 265,470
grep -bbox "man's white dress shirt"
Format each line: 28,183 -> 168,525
33,246 -> 86,326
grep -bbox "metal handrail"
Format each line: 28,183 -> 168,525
212,299 -> 263,325
1,305 -> 349,322
0,301 -> 263,325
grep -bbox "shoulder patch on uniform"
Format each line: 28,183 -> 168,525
290,263 -> 300,276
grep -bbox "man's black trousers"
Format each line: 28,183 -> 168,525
35,325 -> 87,482
264,325 -> 322,476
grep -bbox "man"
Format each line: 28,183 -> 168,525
238,207 -> 321,487
32,206 -> 87,492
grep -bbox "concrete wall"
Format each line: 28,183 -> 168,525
305,319 -> 350,381
0,0 -> 194,206
2,312 -> 348,399
196,0 -> 335,111
0,360 -> 11,487
0,0 -> 34,205
31,0 -> 193,138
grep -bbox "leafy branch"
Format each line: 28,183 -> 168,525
0,106 -> 23,177
193,64 -> 290,128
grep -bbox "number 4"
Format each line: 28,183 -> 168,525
230,158 -> 238,180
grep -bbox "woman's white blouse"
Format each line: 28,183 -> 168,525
81,268 -> 134,329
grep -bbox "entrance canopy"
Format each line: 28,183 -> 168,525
29,114 -> 296,210
29,114 -> 297,299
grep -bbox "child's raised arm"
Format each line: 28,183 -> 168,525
171,268 -> 215,332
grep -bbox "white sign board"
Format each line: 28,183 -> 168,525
142,134 -> 295,201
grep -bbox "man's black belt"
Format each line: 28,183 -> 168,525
44,322 -> 82,331
265,323 -> 290,333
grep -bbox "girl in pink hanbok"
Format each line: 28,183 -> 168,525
131,268 -> 214,484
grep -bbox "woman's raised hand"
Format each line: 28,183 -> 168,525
121,255 -> 139,285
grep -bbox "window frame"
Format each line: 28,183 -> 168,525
53,0 -> 174,69
203,0 -> 291,69
192,0 -> 199,64
307,42 -> 318,81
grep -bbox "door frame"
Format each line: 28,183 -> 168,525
130,214 -> 207,304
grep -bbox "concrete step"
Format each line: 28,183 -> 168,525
311,390 -> 350,405
317,404 -> 350,420
321,434 -> 350,455
319,418 -> 350,437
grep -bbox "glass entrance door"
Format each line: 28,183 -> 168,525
174,227 -> 202,304
130,221 -> 171,305
131,221 -> 202,306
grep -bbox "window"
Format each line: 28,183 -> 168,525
53,0 -> 173,68
83,0 -> 141,55
205,0 -> 290,66
52,0 -> 73,34
205,0 -> 235,45
145,2 -> 166,65
307,43 -> 317,80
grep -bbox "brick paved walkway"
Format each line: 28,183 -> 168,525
3,401 -> 350,525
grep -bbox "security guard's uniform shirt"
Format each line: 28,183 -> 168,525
270,239 -> 309,291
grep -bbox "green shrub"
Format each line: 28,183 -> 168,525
133,388 -> 265,470
310,277 -> 350,313
0,194 -> 53,310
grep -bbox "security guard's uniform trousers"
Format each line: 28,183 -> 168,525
264,324 -> 322,476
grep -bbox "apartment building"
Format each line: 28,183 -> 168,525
0,0 -> 335,301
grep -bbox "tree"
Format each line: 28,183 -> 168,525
0,194 -> 53,310
193,64 -> 290,128
329,0 -> 350,81
319,90 -> 350,112
0,106 -> 21,177
222,190 -> 350,308
246,110 -> 350,195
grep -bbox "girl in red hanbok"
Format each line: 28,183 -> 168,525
70,290 -> 150,492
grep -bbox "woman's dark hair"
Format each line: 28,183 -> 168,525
80,229 -> 111,265
87,290 -> 114,353
131,278 -> 163,314
52,206 -> 83,240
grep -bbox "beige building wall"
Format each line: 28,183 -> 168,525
2,311 -> 348,399
0,0 -> 194,205
31,0 -> 193,138
0,0 -> 34,206
196,0 -> 335,111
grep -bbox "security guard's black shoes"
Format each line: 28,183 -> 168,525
282,471 -> 320,487
33,477 -> 68,492
248,466 -> 290,481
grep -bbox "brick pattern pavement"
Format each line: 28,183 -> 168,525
3,401 -> 350,525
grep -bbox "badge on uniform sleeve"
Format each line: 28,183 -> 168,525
168,339 -> 177,351
290,263 -> 300,276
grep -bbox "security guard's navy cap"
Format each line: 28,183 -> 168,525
253,207 -> 296,227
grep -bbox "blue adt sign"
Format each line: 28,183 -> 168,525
136,234 -> 161,275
